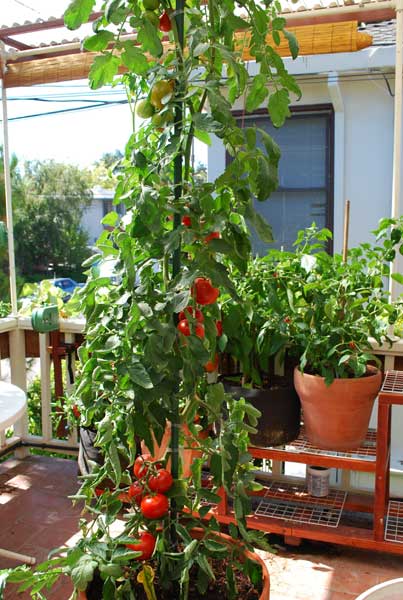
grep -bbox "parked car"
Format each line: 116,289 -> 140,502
51,277 -> 84,301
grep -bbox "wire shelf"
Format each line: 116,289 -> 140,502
381,371 -> 403,395
385,500 -> 403,543
255,480 -> 347,528
267,427 -> 377,461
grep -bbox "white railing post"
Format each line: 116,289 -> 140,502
9,326 -> 29,457
39,332 -> 52,443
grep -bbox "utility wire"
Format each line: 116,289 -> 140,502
0,99 -> 129,122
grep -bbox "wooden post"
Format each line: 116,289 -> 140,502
342,199 -> 350,263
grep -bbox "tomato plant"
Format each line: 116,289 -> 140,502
126,531 -> 156,560
21,0 -> 302,598
140,493 -> 169,519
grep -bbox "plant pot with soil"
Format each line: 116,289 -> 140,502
264,222 -> 403,450
77,529 -> 270,600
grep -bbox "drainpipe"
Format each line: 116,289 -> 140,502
0,43 -> 18,315
328,72 -> 345,255
390,0 -> 403,300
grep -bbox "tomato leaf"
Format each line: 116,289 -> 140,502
121,41 -> 149,74
64,0 -> 96,30
89,54 -> 121,90
268,88 -> 291,127
283,29 -> 299,60
128,363 -> 154,389
84,31 -> 115,52
70,556 -> 98,591
137,20 -> 163,57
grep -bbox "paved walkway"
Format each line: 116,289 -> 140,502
1,455 -> 402,599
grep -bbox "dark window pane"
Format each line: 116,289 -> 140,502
237,110 -> 332,253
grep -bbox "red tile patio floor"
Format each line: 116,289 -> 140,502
1,454 -> 402,599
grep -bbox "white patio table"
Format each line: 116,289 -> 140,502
0,381 -> 35,565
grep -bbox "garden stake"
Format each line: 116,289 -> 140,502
342,199 -> 350,263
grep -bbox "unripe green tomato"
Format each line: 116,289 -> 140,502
143,0 -> 160,9
143,10 -> 159,27
162,109 -> 175,124
151,112 -> 166,128
136,99 -> 155,119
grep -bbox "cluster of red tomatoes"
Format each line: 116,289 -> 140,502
176,278 -> 223,373
124,453 -> 174,560
128,454 -> 172,519
181,215 -> 221,245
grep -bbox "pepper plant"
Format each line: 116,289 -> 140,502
251,220 -> 403,385
6,0 -> 301,598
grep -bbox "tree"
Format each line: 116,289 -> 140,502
91,150 -> 123,189
14,160 -> 93,278
0,146 -> 24,303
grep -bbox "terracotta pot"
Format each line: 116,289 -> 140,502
294,366 -> 381,451
78,528 -> 270,600
141,421 -> 203,478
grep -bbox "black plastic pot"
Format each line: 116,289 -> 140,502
78,427 -> 104,476
223,380 -> 301,447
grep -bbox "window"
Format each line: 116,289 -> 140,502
235,106 -> 334,254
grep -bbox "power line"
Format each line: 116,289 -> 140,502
0,99 -> 129,122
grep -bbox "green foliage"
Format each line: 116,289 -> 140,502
18,279 -> 82,318
14,160 -> 92,277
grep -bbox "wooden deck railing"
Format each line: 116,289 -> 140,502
0,316 -> 85,456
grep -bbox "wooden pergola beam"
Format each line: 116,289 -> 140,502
2,21 -> 373,88
0,12 -> 103,39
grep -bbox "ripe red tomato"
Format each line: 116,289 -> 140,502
204,353 -> 219,373
159,11 -> 172,31
72,404 -> 81,419
118,492 -> 131,503
128,481 -> 144,505
192,277 -> 220,306
204,231 -> 220,243
141,493 -> 169,519
177,319 -> 190,336
177,319 -> 205,338
148,468 -> 173,493
215,320 -> 223,337
178,306 -> 204,322
182,215 -> 192,227
126,531 -> 156,560
349,341 -> 356,349
133,453 -> 152,479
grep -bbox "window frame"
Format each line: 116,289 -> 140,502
229,104 -> 335,253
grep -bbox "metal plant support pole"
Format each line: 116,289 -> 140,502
0,44 -> 18,315
390,0 -> 403,299
171,0 -> 185,501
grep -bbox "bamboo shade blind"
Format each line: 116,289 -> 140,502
2,21 -> 372,88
